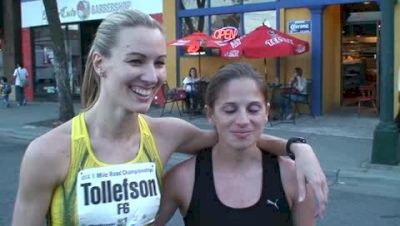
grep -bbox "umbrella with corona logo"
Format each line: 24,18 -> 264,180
220,25 -> 309,80
168,32 -> 222,77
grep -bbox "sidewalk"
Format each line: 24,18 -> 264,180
1,101 -> 399,198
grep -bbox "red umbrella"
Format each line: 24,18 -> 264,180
168,32 -> 222,76
220,25 -> 309,81
220,25 -> 309,58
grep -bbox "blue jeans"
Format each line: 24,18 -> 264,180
281,94 -> 306,116
15,86 -> 25,105
2,95 -> 9,108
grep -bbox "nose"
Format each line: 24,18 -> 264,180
141,63 -> 159,83
235,109 -> 250,126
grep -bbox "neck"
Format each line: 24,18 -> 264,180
85,101 -> 139,140
212,142 -> 261,170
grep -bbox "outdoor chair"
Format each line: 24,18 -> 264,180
193,80 -> 209,113
160,83 -> 186,117
357,82 -> 377,116
293,79 -> 314,118
267,83 -> 295,126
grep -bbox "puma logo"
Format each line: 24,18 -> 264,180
266,199 -> 279,210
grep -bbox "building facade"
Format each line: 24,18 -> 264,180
163,0 -> 400,118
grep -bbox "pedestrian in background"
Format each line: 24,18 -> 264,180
13,63 -> 28,106
12,9 -> 327,226
0,76 -> 11,108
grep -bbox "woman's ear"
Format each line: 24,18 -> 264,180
93,52 -> 105,77
205,105 -> 215,126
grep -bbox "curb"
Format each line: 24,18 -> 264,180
0,126 -> 50,141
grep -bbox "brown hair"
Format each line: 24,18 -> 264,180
81,9 -> 164,109
205,63 -> 266,110
294,67 -> 303,77
188,67 -> 198,78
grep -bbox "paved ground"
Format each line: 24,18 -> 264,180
0,101 -> 399,226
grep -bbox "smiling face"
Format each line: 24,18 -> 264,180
208,78 -> 268,151
95,26 -> 167,113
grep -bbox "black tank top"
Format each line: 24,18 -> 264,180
184,148 -> 293,226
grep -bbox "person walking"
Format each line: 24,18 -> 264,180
13,63 -> 28,106
12,10 -> 327,226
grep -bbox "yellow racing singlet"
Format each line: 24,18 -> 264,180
48,113 -> 163,226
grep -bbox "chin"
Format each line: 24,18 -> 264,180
126,102 -> 151,114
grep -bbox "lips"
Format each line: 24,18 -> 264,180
231,130 -> 252,139
130,86 -> 153,97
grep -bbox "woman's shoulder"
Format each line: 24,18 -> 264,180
23,120 -> 72,183
28,120 -> 72,163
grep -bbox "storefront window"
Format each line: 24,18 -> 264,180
66,24 -> 82,96
33,27 -> 55,98
181,16 -> 209,36
211,13 -> 242,36
244,10 -> 276,33
181,0 -> 208,9
181,0 -> 276,9
32,24 -> 82,98
210,0 -> 241,7
243,0 -> 276,4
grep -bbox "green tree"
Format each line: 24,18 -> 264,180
43,0 -> 75,122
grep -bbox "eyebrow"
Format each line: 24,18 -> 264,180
126,52 -> 167,59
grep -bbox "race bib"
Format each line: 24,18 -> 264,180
76,163 -> 160,226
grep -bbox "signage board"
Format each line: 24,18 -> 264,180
21,0 -> 162,28
288,20 -> 311,34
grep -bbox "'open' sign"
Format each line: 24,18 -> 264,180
213,26 -> 238,41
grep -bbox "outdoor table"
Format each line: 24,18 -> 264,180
184,80 -> 209,116
267,83 -> 296,124
267,83 -> 283,121
194,80 -> 208,112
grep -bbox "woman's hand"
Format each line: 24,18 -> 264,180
291,143 -> 328,219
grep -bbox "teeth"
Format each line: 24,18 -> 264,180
131,87 -> 152,96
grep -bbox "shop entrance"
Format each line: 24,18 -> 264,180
340,2 -> 380,111
32,20 -> 100,101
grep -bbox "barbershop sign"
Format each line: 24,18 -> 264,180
288,20 -> 311,34
21,0 -> 162,28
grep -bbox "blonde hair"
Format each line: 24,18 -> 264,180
81,9 -> 164,109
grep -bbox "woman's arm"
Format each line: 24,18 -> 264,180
292,184 -> 315,226
257,134 -> 328,218
279,157 -> 316,226
12,136 -> 67,226
150,117 -> 217,160
154,171 -> 181,226
296,78 -> 306,93
154,158 -> 195,226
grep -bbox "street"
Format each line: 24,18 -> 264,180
1,135 -> 399,226
0,135 -> 27,226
